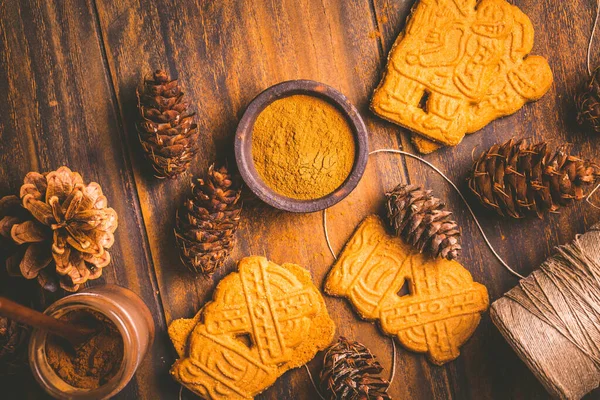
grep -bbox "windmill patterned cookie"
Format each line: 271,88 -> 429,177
325,216 -> 489,365
371,0 -> 553,149
169,256 -> 335,399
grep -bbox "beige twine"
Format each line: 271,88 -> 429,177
491,225 -> 600,399
585,0 -> 600,204
587,0 -> 600,76
305,214 -> 397,397
508,237 -> 600,367
324,149 -> 525,279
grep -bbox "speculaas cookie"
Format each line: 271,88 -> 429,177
169,256 -> 335,399
371,0 -> 553,149
325,216 -> 489,365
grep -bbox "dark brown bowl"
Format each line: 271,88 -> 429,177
235,80 -> 369,213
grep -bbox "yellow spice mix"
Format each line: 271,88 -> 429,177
251,94 -> 356,200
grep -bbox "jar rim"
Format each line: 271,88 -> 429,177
29,292 -> 137,400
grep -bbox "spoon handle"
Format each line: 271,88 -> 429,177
0,296 -> 95,345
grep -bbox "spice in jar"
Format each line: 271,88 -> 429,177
251,94 -> 356,200
45,310 -> 124,389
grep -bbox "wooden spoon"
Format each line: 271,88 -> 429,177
0,296 -> 96,348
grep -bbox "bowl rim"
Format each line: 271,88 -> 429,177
235,79 -> 369,213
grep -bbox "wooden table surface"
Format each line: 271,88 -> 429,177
1,0 -> 600,399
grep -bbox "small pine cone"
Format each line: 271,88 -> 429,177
319,337 -> 391,400
0,167 -> 118,292
468,138 -> 600,218
175,164 -> 242,275
137,69 -> 200,179
0,315 -> 30,376
576,66 -> 600,132
386,184 -> 461,260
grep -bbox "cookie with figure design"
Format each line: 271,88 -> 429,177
168,256 -> 335,399
371,0 -> 552,149
325,215 -> 489,365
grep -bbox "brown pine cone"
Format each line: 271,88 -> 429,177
386,184 -> 461,260
468,138 -> 599,218
175,164 -> 242,275
576,66 -> 600,132
320,337 -> 391,400
0,167 -> 118,292
0,314 -> 29,376
137,69 -> 200,179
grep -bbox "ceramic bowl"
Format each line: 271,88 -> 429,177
235,79 -> 369,213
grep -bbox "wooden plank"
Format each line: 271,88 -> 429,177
0,0 -> 170,398
93,0 -> 423,398
371,0 -> 600,399
2,0 -> 596,398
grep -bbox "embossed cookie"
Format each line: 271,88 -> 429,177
325,216 -> 489,365
169,256 -> 335,399
371,0 -> 553,148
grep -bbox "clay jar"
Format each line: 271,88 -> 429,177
29,285 -> 155,400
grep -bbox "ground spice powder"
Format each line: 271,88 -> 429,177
46,310 -> 124,389
251,94 -> 356,200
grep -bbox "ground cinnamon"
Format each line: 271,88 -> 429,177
251,94 -> 356,200
46,309 -> 124,389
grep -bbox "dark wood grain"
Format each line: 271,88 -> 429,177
1,0 -> 599,398
94,1 -> 409,398
0,0 -> 170,399
370,0 -> 600,399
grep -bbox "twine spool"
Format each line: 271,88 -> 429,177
491,225 -> 600,400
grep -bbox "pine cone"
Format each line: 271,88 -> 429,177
320,337 -> 391,400
0,315 -> 29,376
0,167 -> 118,292
175,164 -> 242,275
468,139 -> 600,218
576,66 -> 600,132
386,184 -> 461,260
137,69 -> 200,179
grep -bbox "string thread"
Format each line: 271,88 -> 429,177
314,147 -> 524,397
323,208 -> 337,261
506,226 -> 600,368
585,181 -> 600,210
587,0 -> 600,75
322,149 -> 524,279
389,339 -> 396,390
582,0 -> 600,205
304,365 -> 327,400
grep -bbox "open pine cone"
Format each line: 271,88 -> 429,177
0,167 -> 118,292
319,337 -> 391,400
468,138 -> 600,218
137,69 -> 200,179
576,66 -> 600,133
386,184 -> 461,260
175,164 -> 242,275
0,314 -> 29,376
